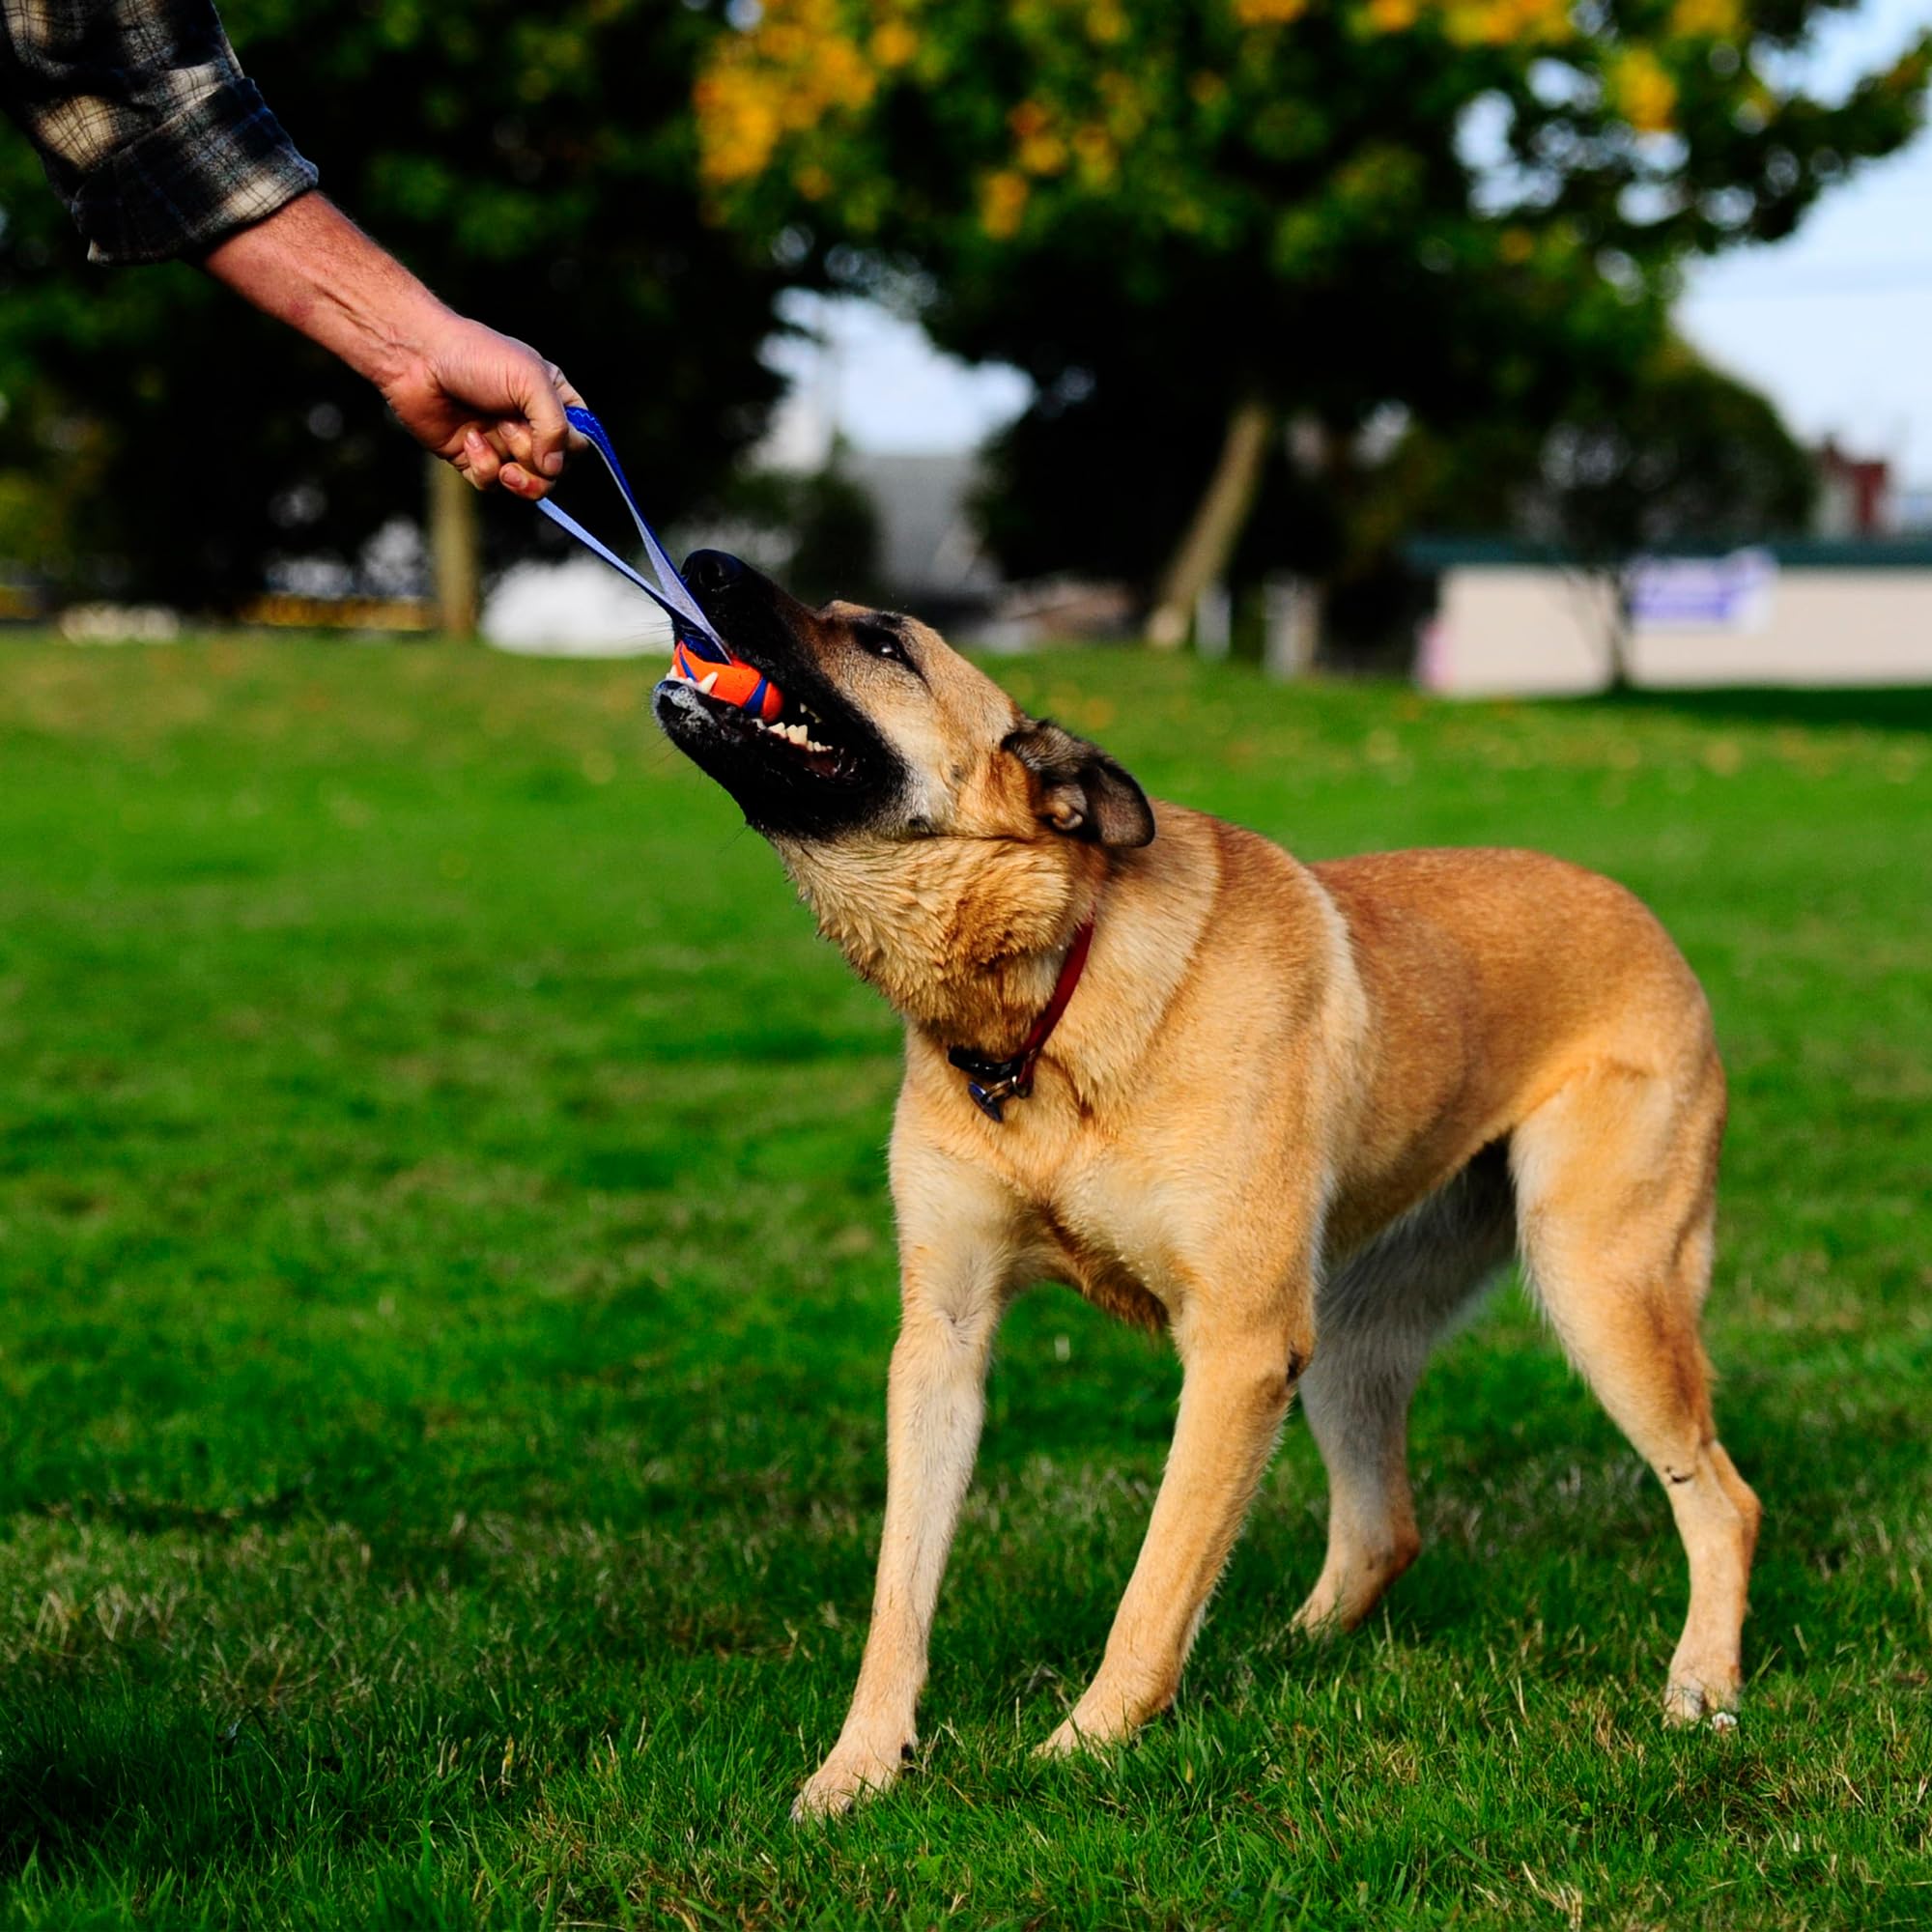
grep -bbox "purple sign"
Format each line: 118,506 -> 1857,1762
1630,550 -> 1776,633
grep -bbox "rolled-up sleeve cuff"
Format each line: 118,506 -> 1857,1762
73,76 -> 318,266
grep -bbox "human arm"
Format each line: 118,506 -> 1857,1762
0,0 -> 316,265
2,2 -> 578,494
203,192 -> 582,497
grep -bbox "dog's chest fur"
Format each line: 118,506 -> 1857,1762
918,1089 -> 1254,1333
1028,1160 -> 1187,1332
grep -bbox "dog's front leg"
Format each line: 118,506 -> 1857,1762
794,1159 -> 1015,1819
1041,1309 -> 1308,1756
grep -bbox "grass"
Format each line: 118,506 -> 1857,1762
0,636 -> 1926,1930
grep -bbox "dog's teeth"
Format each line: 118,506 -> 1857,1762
750,712 -> 833,753
697,672 -> 719,696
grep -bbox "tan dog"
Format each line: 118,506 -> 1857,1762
655,553 -> 1762,1819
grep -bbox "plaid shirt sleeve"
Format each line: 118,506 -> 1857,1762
0,0 -> 318,265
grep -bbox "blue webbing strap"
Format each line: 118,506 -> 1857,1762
533,405 -> 731,665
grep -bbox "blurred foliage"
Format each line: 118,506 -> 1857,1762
0,0 -> 786,609
697,0 -> 1930,597
1406,337 -> 1818,556
972,324 -> 1813,668
710,451 -> 881,607
1400,338 -> 1818,681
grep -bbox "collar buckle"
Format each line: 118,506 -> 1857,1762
945,916 -> 1094,1125
947,1048 -> 1034,1122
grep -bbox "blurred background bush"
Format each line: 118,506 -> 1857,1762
0,0 -> 1927,684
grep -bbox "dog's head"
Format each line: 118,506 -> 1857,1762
652,551 -> 1154,854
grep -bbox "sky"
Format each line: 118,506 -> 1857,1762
1679,0 -> 1932,484
763,0 -> 1932,490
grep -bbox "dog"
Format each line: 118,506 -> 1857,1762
654,551 -> 1762,1819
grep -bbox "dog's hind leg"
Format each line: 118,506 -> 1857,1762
1511,1050 -> 1761,1727
1293,1154 -> 1515,1635
1292,1313 -> 1431,1636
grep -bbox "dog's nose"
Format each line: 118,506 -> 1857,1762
683,550 -> 745,594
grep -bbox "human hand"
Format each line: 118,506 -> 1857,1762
203,197 -> 590,497
380,312 -> 585,497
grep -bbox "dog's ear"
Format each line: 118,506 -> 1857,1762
1004,719 -> 1155,848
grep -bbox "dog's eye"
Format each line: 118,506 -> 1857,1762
855,621 -> 914,669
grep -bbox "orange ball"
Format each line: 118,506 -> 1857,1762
670,638 -> 784,722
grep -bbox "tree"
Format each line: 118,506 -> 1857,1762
0,1 -> 787,610
1406,338 -> 1818,684
695,0 -> 1929,639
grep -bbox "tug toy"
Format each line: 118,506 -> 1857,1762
668,633 -> 782,722
534,405 -> 783,722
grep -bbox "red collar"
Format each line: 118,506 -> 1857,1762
947,918 -> 1095,1122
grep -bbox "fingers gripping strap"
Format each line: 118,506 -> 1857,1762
533,405 -> 731,664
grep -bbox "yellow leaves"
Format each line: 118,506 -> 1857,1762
810,34 -> 882,112
758,22 -> 810,64
991,61 -> 1134,203
695,0 -> 883,188
1522,0 -> 1575,41
1668,0 -> 1740,40
980,170 -> 1032,239
1071,123 -> 1120,187
1008,99 -> 1067,174
1096,70 -> 1148,141
1612,46 -> 1679,134
697,0 -> 1699,242
1009,66 -> 1122,185
1497,224 -> 1534,263
868,19 -> 920,68
1019,132 -> 1070,174
1442,2 -> 1507,45
696,69 -> 784,187
1440,0 -> 1573,47
1365,0 -> 1421,31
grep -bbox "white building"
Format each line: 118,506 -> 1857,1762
1414,539 -> 1932,696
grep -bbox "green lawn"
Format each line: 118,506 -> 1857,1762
0,637 -> 1926,1930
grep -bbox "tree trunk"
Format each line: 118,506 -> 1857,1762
1604,569 -> 1635,691
428,456 -> 481,638
1146,394 -> 1275,649
1604,621 -> 1634,692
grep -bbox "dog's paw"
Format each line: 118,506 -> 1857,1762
1288,1591 -> 1351,1641
1662,1677 -> 1741,1731
791,1741 -> 909,1821
1035,1715 -> 1122,1761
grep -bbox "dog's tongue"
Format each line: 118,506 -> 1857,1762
668,632 -> 783,724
